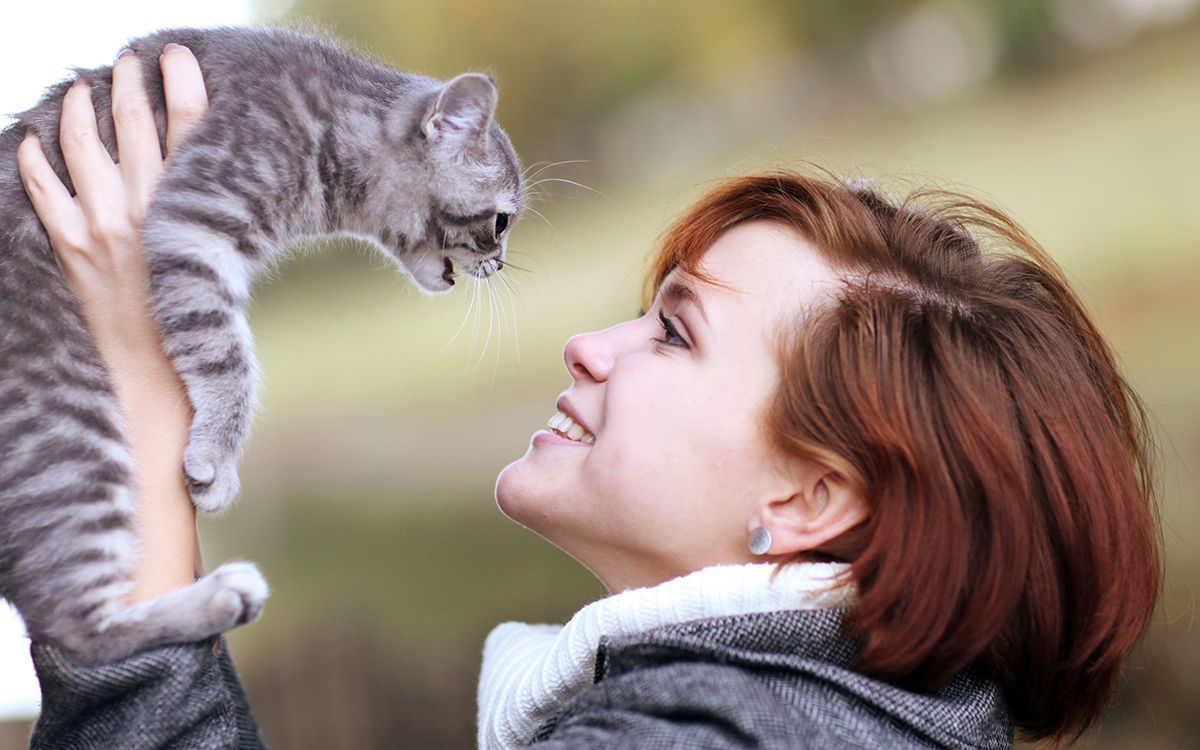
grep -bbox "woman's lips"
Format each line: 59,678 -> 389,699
532,429 -> 592,449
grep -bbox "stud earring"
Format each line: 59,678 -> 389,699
748,527 -> 772,556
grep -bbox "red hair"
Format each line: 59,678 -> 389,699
646,171 -> 1160,743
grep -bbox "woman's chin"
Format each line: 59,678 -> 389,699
495,457 -> 574,542
494,456 -> 540,524
493,460 -> 518,515
495,438 -> 575,510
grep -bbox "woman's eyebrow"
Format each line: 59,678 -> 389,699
661,279 -> 709,324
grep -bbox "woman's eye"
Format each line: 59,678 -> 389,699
494,213 -> 510,236
654,309 -> 688,348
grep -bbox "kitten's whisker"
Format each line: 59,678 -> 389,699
466,277 -> 483,373
472,277 -> 490,372
443,274 -> 478,352
523,159 -> 591,181
489,278 -> 504,385
494,277 -> 504,381
493,273 -> 513,372
523,177 -> 612,202
496,270 -> 523,364
499,255 -> 595,313
497,266 -> 532,319
476,276 -> 487,354
523,206 -> 555,234
521,160 -> 552,178
527,159 -> 591,177
501,275 -> 520,367
523,159 -> 597,201
474,276 -> 498,373
523,189 -> 574,203
522,188 -> 552,205
522,178 -> 564,191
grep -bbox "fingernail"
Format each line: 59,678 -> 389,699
117,48 -> 134,60
24,128 -> 37,141
161,43 -> 187,56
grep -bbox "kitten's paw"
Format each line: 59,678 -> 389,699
184,444 -> 240,513
205,562 -> 269,629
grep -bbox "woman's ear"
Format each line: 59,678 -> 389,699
749,471 -> 867,557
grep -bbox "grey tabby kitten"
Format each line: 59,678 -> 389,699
0,26 -> 523,665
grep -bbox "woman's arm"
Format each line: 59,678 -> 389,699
17,43 -> 207,603
17,44 -> 266,749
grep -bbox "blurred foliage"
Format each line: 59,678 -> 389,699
290,0 -> 803,160
285,0 -> 1174,164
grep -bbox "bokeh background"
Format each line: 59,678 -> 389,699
2,1 -> 1198,747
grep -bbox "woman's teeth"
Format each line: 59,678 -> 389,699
547,411 -> 595,444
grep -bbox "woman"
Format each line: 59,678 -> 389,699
17,47 -> 1159,749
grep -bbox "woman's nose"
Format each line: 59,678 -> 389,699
563,328 -> 615,383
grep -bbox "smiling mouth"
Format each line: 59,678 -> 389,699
548,410 -> 595,444
442,257 -> 456,286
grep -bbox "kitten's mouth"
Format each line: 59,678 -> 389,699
418,251 -> 500,292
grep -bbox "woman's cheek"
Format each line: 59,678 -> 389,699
579,447 -> 645,523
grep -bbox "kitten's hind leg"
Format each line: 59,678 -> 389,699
65,561 -> 268,667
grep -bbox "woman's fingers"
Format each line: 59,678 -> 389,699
59,80 -> 125,222
16,132 -> 90,261
160,44 -> 209,156
111,51 -> 164,215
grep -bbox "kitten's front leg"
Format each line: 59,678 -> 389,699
144,217 -> 260,514
178,322 -> 255,514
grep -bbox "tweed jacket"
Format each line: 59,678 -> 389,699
526,608 -> 1013,749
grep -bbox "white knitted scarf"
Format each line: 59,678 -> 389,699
476,561 -> 855,750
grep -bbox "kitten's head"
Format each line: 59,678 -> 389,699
383,73 -> 523,294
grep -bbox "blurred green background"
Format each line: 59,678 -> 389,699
6,0 -> 1200,747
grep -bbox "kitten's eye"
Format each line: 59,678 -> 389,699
494,213 -> 510,236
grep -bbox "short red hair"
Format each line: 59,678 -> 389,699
646,171 -> 1161,743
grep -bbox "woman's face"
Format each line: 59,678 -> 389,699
495,221 -> 844,591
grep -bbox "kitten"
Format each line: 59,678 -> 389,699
0,26 -> 523,664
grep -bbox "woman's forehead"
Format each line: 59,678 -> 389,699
673,222 -> 840,312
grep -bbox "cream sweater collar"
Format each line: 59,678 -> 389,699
476,561 -> 854,750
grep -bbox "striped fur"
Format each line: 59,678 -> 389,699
0,26 -> 523,664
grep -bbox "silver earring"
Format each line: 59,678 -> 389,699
748,527 -> 772,556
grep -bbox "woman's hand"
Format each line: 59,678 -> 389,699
16,44 -> 211,605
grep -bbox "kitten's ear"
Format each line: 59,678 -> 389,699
422,73 -> 498,152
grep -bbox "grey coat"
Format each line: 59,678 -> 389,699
26,608 -> 1011,748
530,609 -> 1012,749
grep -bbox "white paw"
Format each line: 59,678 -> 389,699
184,443 -> 241,513
207,561 -> 268,629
